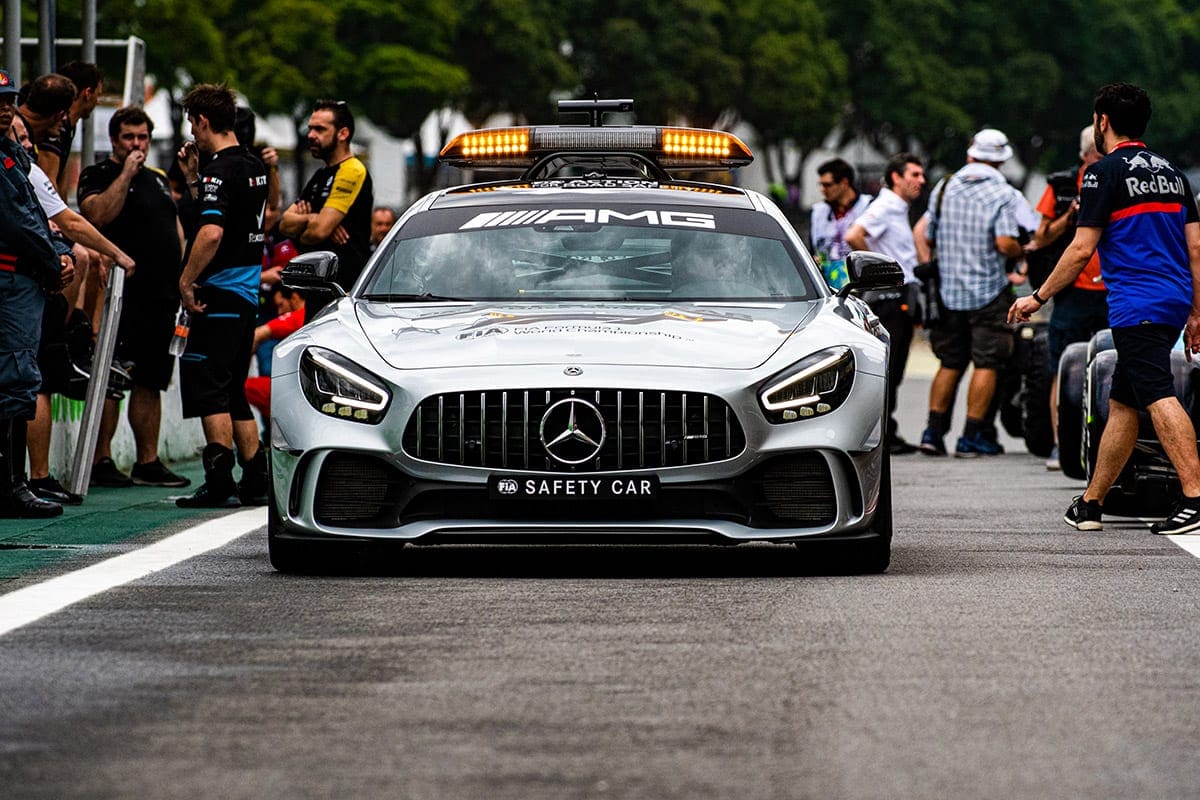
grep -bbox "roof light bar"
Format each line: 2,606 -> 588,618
439,125 -> 753,171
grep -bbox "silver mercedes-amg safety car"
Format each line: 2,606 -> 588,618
269,99 -> 904,573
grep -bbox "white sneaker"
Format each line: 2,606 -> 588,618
1045,446 -> 1060,471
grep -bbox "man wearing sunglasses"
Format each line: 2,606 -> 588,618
279,99 -> 374,310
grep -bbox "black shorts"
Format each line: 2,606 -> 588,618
116,296 -> 178,391
929,287 -> 1015,371
1110,323 -> 1180,410
178,287 -> 256,420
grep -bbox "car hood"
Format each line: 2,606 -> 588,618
355,301 -> 822,370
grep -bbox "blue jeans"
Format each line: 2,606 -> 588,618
0,271 -> 45,420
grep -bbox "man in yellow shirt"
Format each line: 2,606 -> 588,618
279,100 -> 374,309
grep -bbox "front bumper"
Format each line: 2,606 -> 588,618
269,361 -> 888,544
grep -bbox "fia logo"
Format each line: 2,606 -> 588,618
496,479 -> 520,495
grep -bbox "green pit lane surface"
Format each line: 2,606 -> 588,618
0,459 -> 214,582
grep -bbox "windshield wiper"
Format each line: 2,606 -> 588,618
361,292 -> 469,302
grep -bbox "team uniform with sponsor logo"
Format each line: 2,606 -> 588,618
179,145 -> 268,421
78,160 -> 183,391
295,157 -> 373,287
1077,142 -> 1199,410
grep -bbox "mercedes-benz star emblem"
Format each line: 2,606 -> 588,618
540,398 -> 606,465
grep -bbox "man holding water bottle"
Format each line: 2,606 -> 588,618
79,106 -> 191,489
172,84 -> 269,508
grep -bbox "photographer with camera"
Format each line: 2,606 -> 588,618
914,129 -> 1026,458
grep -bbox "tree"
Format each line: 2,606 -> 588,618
334,0 -> 470,195
564,0 -> 742,127
821,0 -> 1200,176
456,0 -> 577,127
726,0 -> 848,185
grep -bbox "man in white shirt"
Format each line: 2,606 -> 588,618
810,158 -> 872,289
846,153 -> 926,454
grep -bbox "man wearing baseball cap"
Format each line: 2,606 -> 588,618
915,127 -> 1026,457
0,68 -> 76,517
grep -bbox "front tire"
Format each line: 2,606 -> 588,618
267,495 -> 319,574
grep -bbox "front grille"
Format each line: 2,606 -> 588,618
314,453 -> 406,527
402,388 -> 746,472
748,454 -> 836,527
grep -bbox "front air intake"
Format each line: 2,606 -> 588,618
749,454 -> 837,527
313,453 -> 405,527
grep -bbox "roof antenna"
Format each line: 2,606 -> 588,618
556,97 -> 635,127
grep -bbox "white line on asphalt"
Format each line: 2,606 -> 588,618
1164,533 -> 1200,560
0,507 -> 266,637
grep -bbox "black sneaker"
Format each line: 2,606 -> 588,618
131,459 -> 191,488
90,457 -> 132,488
1150,495 -> 1200,535
1064,495 -> 1103,531
175,482 -> 241,509
28,475 -> 84,505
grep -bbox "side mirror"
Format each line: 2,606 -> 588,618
837,251 -> 905,297
281,251 -> 346,296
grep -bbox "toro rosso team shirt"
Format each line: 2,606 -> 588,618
1077,141 -> 1199,329
195,145 -> 269,306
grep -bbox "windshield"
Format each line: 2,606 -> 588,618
362,207 -> 816,302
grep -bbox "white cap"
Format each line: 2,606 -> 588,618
967,128 -> 1013,163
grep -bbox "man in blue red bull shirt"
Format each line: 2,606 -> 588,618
1009,82 -> 1200,535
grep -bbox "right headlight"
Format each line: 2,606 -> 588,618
759,347 -> 855,424
298,347 -> 391,424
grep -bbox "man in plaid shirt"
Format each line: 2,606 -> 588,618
916,129 -> 1026,457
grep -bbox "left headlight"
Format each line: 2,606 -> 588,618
298,347 -> 391,424
759,347 -> 855,424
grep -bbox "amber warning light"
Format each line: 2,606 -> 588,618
439,126 -> 753,171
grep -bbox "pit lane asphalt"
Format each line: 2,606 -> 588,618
1,348 -> 1198,799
